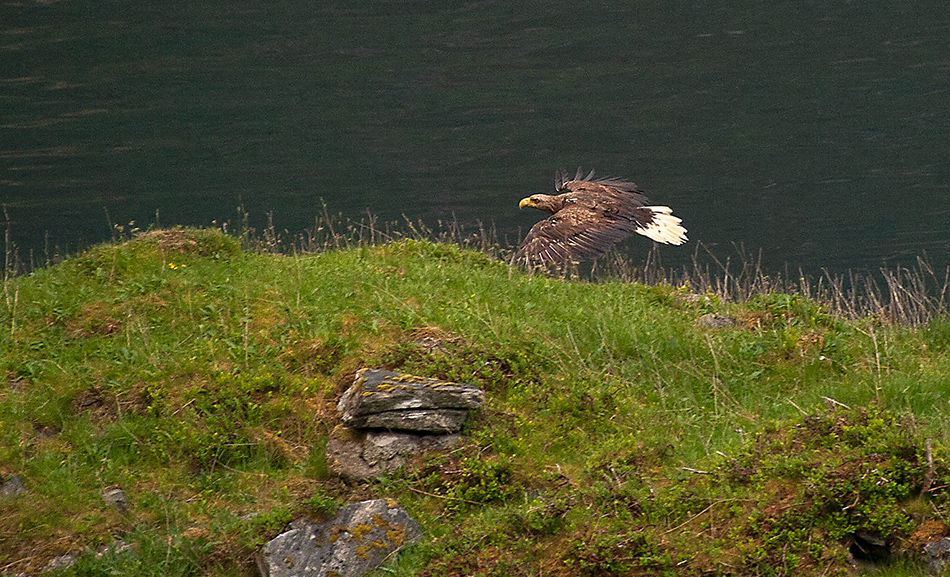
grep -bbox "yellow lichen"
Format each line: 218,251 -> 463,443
354,544 -> 371,559
349,523 -> 372,543
386,497 -> 398,508
372,513 -> 390,529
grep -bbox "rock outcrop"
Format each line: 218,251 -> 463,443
257,498 -> 420,577
326,426 -> 460,481
327,369 -> 484,480
337,368 -> 484,433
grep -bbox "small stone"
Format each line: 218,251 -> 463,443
43,553 -> 78,572
102,487 -> 129,513
674,292 -> 711,305
257,498 -> 421,577
0,475 -> 27,500
95,539 -> 134,558
924,537 -> 950,574
695,313 -> 736,328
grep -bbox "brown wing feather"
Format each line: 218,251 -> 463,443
515,204 -> 639,266
556,167 -> 650,203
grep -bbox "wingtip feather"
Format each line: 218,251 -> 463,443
636,206 -> 688,245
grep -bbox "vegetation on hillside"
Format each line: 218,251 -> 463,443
2,227 -> 950,576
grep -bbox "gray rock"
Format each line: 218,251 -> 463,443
43,553 -> 78,573
695,313 -> 736,328
326,425 -> 460,481
924,537 -> 950,575
0,475 -> 26,500
102,486 -> 129,513
34,540 -> 135,575
257,498 -> 421,577
338,369 -> 484,433
348,408 -> 470,433
95,539 -> 134,558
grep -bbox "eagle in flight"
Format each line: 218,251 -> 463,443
515,168 -> 687,266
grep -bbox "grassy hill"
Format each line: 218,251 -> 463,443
2,228 -> 950,576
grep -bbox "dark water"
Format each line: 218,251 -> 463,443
3,0 -> 949,276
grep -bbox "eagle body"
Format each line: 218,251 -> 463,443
515,168 -> 687,266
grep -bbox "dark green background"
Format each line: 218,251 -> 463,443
2,0 -> 948,275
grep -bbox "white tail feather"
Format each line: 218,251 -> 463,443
636,206 -> 688,245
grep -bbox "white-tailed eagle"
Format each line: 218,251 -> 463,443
516,168 -> 687,266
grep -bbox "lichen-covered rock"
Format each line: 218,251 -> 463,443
326,425 -> 460,481
338,369 -> 484,433
257,498 -> 420,577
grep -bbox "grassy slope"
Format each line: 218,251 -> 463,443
2,228 -> 950,576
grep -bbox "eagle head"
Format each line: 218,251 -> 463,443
519,194 -> 559,214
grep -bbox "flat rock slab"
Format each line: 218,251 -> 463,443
257,498 -> 420,577
338,369 -> 484,433
326,425 -> 461,481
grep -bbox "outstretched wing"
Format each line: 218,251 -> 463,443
515,204 -> 640,266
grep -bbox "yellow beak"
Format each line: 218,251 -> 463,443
519,198 -> 532,209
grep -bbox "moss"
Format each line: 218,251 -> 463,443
329,425 -> 363,443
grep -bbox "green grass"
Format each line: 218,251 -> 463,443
2,228 -> 950,576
